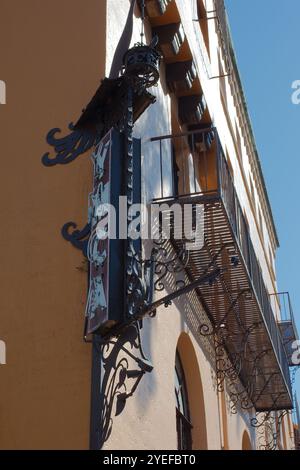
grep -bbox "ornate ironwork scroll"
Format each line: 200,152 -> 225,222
41,0 -> 138,168
131,236 -> 222,318
198,279 -> 267,413
61,222 -> 91,257
251,407 -> 292,450
41,123 -> 100,167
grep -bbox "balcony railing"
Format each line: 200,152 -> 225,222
271,292 -> 299,366
150,127 -> 294,411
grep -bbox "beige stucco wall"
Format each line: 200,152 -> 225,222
102,0 -> 294,451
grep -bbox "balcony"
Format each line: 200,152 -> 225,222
271,292 -> 299,366
151,127 -> 294,411
142,0 -> 172,18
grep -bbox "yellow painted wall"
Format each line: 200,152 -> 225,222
0,0 -> 106,449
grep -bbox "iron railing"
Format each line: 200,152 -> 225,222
149,127 -> 293,409
218,143 -> 292,396
270,292 -> 299,366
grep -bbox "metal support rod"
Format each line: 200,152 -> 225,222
192,16 -> 217,21
141,268 -> 221,316
210,74 -> 231,80
150,127 -> 216,142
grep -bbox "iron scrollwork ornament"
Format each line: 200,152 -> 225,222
41,123 -> 100,167
251,407 -> 292,450
41,0 -> 141,169
198,287 -> 266,413
61,222 -> 91,258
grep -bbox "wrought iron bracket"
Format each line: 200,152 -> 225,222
141,267 -> 221,317
210,330 -> 257,413
41,73 -> 158,167
41,123 -> 100,167
108,240 -> 222,323
126,236 -> 223,319
251,406 -> 292,450
82,236 -> 223,342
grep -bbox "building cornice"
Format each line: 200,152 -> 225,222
214,0 -> 279,250
229,43 -> 280,250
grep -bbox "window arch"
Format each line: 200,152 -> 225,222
175,332 -> 208,450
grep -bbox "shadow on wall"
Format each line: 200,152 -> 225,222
90,323 -> 152,450
177,332 -> 208,450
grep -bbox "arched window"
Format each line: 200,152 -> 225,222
175,352 -> 192,450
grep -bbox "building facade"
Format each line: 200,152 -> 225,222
0,0 -> 299,450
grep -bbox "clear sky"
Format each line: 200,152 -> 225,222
225,0 -> 300,403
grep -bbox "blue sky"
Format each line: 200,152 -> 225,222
225,0 -> 300,402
